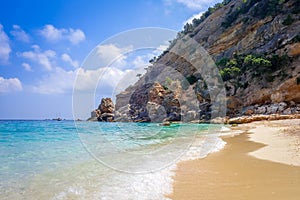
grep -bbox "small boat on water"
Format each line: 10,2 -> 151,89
52,117 -> 63,121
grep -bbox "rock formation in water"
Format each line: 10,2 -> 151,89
88,98 -> 115,122
114,0 -> 300,122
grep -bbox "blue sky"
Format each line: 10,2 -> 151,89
0,0 -> 220,119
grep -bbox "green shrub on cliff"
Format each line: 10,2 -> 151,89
291,0 -> 300,14
180,0 -> 234,37
244,55 -> 272,69
220,66 -> 241,81
165,77 -> 172,86
186,75 -> 198,85
222,0 -> 286,28
222,0 -> 260,28
216,53 -> 289,82
282,14 -> 294,26
291,34 -> 300,43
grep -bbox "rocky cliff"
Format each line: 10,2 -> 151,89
115,0 -> 300,122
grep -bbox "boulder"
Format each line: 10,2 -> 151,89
88,98 -> 116,122
278,102 -> 287,113
271,92 -> 285,103
255,106 -> 267,114
210,117 -> 226,124
88,109 -> 101,121
100,113 -> 114,120
146,102 -> 167,122
98,98 -> 115,114
227,114 -> 300,124
164,112 -> 181,122
160,121 -> 171,126
183,110 -> 199,122
283,108 -> 292,115
243,106 -> 255,115
266,104 -> 279,114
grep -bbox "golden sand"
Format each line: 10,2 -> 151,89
169,119 -> 300,200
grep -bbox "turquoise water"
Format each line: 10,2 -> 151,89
0,120 -> 225,200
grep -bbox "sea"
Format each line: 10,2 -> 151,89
0,120 -> 226,200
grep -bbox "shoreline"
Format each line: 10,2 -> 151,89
169,119 -> 300,200
248,120 -> 300,166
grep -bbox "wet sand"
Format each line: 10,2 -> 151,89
169,119 -> 300,200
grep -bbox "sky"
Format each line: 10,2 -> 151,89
0,0 -> 220,120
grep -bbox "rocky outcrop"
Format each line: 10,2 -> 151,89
227,114 -> 300,124
87,110 -> 101,121
99,98 -> 114,114
114,0 -> 300,123
115,82 -> 182,122
242,102 -> 300,115
88,98 -> 115,122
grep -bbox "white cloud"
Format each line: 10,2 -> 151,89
151,43 -> 169,57
32,66 -> 132,95
164,0 -> 220,11
33,67 -> 77,94
132,56 -> 149,69
95,44 -> 133,68
39,24 -> 85,44
30,44 -> 150,95
61,53 -> 79,68
71,43 -> 176,97
22,62 -> 32,71
75,67 -> 129,92
10,25 -> 30,42
183,11 -> 204,25
176,0 -> 213,10
19,45 -> 56,71
31,42 -> 172,96
0,24 -> 11,64
68,29 -> 85,45
39,24 -> 64,41
0,76 -> 22,93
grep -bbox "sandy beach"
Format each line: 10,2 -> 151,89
169,119 -> 300,200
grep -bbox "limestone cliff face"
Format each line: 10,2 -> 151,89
115,0 -> 300,122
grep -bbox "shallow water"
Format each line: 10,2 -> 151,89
0,120 -> 225,200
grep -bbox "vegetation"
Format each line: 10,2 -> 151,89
291,0 -> 300,14
165,77 -> 172,86
218,54 -> 269,80
244,55 -> 272,69
171,0 -> 234,48
222,0 -> 260,28
269,54 -> 290,71
222,0 -> 286,28
187,0 -> 232,30
150,0 -> 292,63
149,0 -> 294,68
220,66 -> 241,81
217,53 -> 291,83
215,53 -> 292,94
186,75 -> 198,85
291,34 -> 300,43
282,14 -> 294,26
